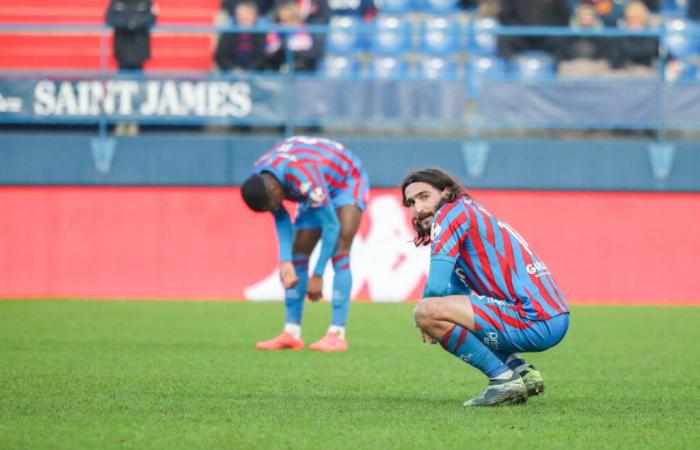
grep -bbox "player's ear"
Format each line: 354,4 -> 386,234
440,187 -> 451,199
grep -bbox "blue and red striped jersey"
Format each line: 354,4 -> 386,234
430,195 -> 569,321
252,136 -> 366,209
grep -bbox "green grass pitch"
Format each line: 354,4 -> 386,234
1,300 -> 699,450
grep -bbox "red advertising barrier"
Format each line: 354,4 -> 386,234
1,187 -> 698,304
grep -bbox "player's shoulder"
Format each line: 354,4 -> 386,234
434,196 -> 472,226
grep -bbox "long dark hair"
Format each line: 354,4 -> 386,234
400,168 -> 467,247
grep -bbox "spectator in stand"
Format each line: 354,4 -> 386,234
497,0 -> 571,60
215,1 -> 270,72
222,0 -> 275,17
106,0 -> 157,71
689,0 -> 700,21
266,0 -> 330,72
609,1 -> 659,75
589,0 -> 659,27
106,0 -> 157,136
458,0 -> 480,11
557,2 -> 615,75
328,0 -> 376,20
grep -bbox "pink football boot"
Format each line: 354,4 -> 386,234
309,332 -> 349,352
256,331 -> 304,350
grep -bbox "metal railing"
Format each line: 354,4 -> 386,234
1,22 -> 699,138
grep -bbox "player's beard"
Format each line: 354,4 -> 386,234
410,198 -> 449,247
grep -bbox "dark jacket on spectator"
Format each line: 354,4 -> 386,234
106,0 -> 156,70
497,0 -> 571,59
609,36 -> 659,69
689,0 -> 700,21
215,31 -> 269,71
223,0 -> 275,17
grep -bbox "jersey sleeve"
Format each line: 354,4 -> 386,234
272,206 -> 293,262
430,203 -> 469,263
285,161 -> 329,209
422,258 -> 455,298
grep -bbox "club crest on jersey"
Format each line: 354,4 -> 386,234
430,220 -> 442,242
301,182 -> 325,206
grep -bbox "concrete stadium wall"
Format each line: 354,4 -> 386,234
1,186 -> 698,304
1,133 -> 699,191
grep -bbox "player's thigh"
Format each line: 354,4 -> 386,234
335,205 -> 363,251
292,228 -> 321,255
468,296 -> 568,353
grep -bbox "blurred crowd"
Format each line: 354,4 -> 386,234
105,0 -> 700,79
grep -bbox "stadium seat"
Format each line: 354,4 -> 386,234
369,55 -> 409,78
510,51 -> 556,81
663,18 -> 700,59
423,0 -> 460,14
374,0 -> 416,15
660,0 -> 684,15
420,16 -> 462,55
467,16 -> 498,55
465,55 -> 506,96
419,56 -> 458,79
371,16 -> 413,54
327,16 -> 365,54
467,55 -> 506,75
322,55 -> 362,78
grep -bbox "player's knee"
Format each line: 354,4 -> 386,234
413,297 -> 439,328
336,234 -> 354,253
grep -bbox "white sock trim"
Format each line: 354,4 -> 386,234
284,323 -> 302,339
328,325 -> 345,339
491,369 -> 514,381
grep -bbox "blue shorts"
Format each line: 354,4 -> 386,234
468,294 -> 569,354
295,170 -> 370,229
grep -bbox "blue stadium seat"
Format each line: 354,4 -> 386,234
465,55 -> 506,97
423,0 -> 460,14
419,56 -> 458,79
467,55 -> 506,77
660,0 -> 684,15
467,16 -> 498,55
327,16 -> 365,54
510,51 -> 556,81
369,55 -> 409,78
663,18 -> 700,58
374,0 -> 415,15
664,32 -> 700,58
420,16 -> 462,55
371,16 -> 413,54
322,55 -> 362,78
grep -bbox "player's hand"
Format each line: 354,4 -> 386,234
419,329 -> 438,345
279,262 -> 298,289
306,275 -> 323,302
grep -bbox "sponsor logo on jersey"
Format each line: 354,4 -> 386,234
484,331 -> 500,350
526,261 -> 550,277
